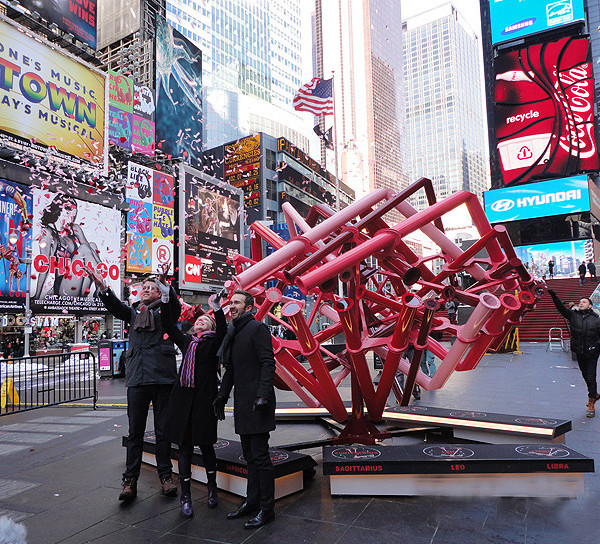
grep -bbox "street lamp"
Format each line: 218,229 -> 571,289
8,230 -> 32,358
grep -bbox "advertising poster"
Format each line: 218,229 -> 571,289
0,18 -> 105,167
132,116 -> 155,156
224,134 -> 261,224
0,179 -> 32,311
108,106 -> 132,150
30,189 -> 121,314
489,0 -> 585,46
179,165 -> 242,291
514,239 -> 591,279
156,16 -> 203,167
125,162 -> 174,274
494,36 -> 599,186
484,175 -> 589,223
15,0 -> 98,49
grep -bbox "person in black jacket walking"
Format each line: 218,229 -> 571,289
90,268 -> 180,501
213,289 -> 276,529
155,275 -> 226,518
549,289 -> 600,417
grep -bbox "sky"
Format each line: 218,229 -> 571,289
401,0 -> 482,37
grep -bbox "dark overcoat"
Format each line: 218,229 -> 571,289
219,315 -> 276,435
162,305 -> 226,445
550,292 -> 600,355
99,287 -> 180,387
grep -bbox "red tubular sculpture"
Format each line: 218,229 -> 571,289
220,179 -> 541,444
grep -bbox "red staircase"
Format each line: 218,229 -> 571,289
517,278 -> 600,342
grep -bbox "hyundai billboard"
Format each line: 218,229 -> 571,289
485,175 -> 589,223
494,36 -> 599,186
490,0 -> 585,46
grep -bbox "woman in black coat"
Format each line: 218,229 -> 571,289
156,278 -> 226,518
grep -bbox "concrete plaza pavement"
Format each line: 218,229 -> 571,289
1,342 -> 599,543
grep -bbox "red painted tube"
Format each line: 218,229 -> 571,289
390,293 -> 422,351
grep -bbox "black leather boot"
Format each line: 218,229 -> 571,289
206,471 -> 218,508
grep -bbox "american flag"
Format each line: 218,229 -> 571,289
293,77 -> 333,116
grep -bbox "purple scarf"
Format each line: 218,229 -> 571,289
180,330 -> 216,388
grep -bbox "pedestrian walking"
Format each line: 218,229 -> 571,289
213,290 -> 277,529
445,300 -> 458,324
90,269 -> 180,501
588,261 -> 596,278
579,262 -> 587,285
548,260 -> 554,279
548,289 -> 600,417
155,272 -> 226,518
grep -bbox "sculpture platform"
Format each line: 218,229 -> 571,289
323,443 -> 593,498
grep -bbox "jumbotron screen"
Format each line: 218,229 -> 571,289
494,36 -> 599,187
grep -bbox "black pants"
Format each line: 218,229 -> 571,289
241,432 -> 274,512
576,352 -> 599,398
124,384 -> 173,480
178,425 -> 217,480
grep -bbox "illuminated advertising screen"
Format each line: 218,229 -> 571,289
31,190 -> 121,314
489,0 -> 585,46
0,179 -> 32,311
224,134 -> 261,224
514,239 -> 592,278
0,18 -> 106,168
484,175 -> 589,223
156,16 -> 202,167
13,0 -> 97,49
494,36 -> 599,186
179,164 -> 242,292
125,162 -> 174,274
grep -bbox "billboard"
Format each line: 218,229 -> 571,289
31,190 -> 121,313
494,36 -> 599,186
514,239 -> 592,278
0,179 -> 32,311
0,17 -> 106,167
484,175 -> 589,223
125,162 -> 174,274
108,71 -> 155,156
224,134 -> 261,224
156,16 -> 202,167
490,0 -> 585,46
179,164 -> 242,291
13,0 -> 97,49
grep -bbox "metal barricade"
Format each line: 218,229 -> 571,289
0,351 -> 97,415
547,328 -> 565,352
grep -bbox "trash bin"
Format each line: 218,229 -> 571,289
98,340 -> 128,378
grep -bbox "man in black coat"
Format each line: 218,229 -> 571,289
90,270 -> 181,501
214,289 -> 276,529
588,261 -> 596,278
549,289 -> 600,417
579,262 -> 587,285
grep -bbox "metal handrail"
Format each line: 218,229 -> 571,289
0,351 -> 97,416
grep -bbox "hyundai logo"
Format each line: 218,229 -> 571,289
490,199 -> 515,212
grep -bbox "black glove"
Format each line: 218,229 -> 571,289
253,397 -> 269,411
548,289 -> 556,297
213,396 -> 226,420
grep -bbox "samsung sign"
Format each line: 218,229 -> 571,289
484,175 -> 590,223
490,0 -> 585,46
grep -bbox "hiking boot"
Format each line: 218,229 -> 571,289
119,477 -> 137,501
587,398 -> 596,418
161,476 -> 178,497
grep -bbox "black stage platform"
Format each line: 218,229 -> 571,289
323,443 -> 593,497
137,432 -> 317,500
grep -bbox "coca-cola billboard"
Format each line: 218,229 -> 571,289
494,36 -> 599,187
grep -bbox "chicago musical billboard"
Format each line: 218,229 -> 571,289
489,0 -> 585,46
178,164 -> 242,292
0,17 -> 106,168
484,175 -> 590,223
494,36 -> 598,186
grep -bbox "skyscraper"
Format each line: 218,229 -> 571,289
318,0 -> 407,200
403,3 -> 489,216
165,0 -> 315,151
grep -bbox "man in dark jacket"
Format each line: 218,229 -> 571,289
90,270 -> 181,501
579,262 -> 587,285
214,289 -> 276,529
549,289 -> 600,417
588,261 -> 596,278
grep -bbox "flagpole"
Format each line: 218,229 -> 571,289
331,71 -> 341,212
